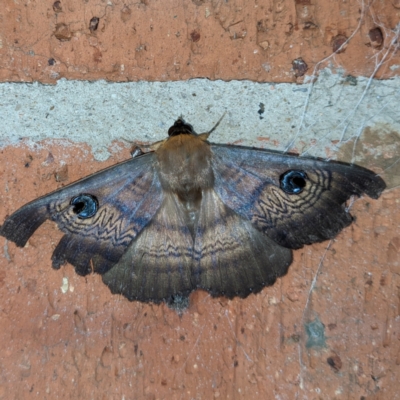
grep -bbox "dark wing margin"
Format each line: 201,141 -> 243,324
192,189 -> 292,299
211,145 -> 385,249
0,153 -> 163,275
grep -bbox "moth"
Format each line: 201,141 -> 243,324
0,118 -> 385,304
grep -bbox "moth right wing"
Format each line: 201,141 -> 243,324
210,145 -> 385,249
192,189 -> 293,299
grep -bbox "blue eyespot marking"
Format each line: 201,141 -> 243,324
71,194 -> 98,218
279,170 -> 307,194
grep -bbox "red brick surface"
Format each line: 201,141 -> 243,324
0,141 -> 398,399
1,1 -> 400,399
1,0 -> 400,83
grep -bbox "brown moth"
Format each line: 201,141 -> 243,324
0,118 -> 385,304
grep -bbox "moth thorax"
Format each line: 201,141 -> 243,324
156,134 -> 214,193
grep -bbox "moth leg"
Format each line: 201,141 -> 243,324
130,145 -> 144,158
118,136 -> 157,158
131,142 -> 165,156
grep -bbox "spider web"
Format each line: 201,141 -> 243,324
287,6 -> 400,398
285,14 -> 400,189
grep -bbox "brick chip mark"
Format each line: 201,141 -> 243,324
3,241 -> 11,262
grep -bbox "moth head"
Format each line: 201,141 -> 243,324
279,170 -> 307,194
70,194 -> 99,218
168,118 -> 195,137
166,113 -> 226,141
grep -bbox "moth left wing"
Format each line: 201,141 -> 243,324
0,153 -> 163,276
101,192 -> 194,303
210,145 -> 386,249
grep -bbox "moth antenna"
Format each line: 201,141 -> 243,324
198,112 -> 226,140
147,139 -> 166,151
